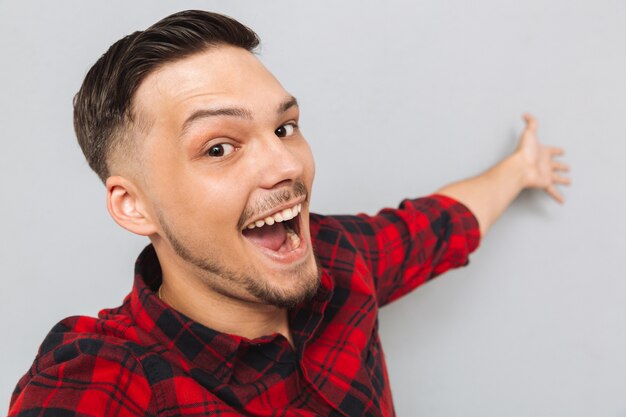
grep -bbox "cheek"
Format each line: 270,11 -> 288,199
147,163 -> 248,239
176,173 -> 249,235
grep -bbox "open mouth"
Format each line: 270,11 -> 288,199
241,202 -> 304,254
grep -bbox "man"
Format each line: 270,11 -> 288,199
8,10 -> 570,417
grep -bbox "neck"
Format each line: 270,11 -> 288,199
155,250 -> 293,347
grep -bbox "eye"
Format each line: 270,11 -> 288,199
275,123 -> 297,138
206,143 -> 235,158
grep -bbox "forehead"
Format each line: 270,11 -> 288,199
133,45 -> 289,125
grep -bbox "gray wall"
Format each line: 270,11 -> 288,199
1,1 -> 625,415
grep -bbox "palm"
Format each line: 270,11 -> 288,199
516,113 -> 570,203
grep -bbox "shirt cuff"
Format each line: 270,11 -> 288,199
428,193 -> 482,254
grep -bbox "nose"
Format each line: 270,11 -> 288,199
253,133 -> 304,190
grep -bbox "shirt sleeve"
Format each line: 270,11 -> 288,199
323,194 -> 481,307
8,335 -> 157,417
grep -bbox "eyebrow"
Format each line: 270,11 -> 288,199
278,96 -> 298,113
181,95 -> 299,135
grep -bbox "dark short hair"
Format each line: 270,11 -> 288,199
73,10 -> 260,183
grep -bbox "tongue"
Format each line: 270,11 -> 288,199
242,222 -> 287,251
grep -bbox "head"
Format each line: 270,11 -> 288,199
74,10 -> 320,309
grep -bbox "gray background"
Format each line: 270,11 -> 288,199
1,1 -> 625,415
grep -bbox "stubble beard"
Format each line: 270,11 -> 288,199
157,209 -> 321,309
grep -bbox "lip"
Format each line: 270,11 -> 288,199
241,196 -> 307,231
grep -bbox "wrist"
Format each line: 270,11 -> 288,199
499,151 -> 530,191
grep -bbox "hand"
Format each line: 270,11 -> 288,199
515,113 -> 571,203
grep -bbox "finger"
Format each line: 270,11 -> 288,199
552,173 -> 571,185
546,185 -> 565,204
549,147 -> 565,156
552,161 -> 570,172
523,113 -> 538,131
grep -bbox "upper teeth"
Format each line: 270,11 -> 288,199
246,203 -> 302,230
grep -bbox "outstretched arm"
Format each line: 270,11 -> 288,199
436,113 -> 571,237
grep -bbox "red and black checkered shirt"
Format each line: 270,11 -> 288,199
9,194 -> 480,417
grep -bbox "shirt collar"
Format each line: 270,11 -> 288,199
128,244 -> 333,380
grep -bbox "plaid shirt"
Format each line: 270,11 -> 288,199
9,194 -> 480,417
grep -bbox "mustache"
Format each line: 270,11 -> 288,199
237,180 -> 308,230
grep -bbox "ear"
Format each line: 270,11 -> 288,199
106,175 -> 158,236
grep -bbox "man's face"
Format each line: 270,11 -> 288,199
131,45 -> 319,308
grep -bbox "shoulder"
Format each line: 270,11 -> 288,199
309,212 -> 367,266
309,212 -> 373,248
9,315 -> 158,416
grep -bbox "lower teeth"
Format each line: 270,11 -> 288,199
286,225 -> 301,249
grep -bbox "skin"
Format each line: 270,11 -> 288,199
437,113 -> 571,236
104,45 -> 571,344
106,45 -> 319,344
